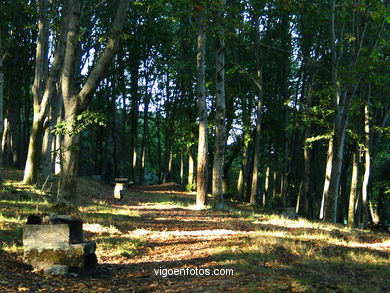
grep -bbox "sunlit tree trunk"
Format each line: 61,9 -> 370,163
212,0 -> 226,210
320,139 -> 333,220
196,7 -> 208,208
263,165 -> 270,208
362,85 -> 371,227
57,0 -> 129,206
188,144 -> 194,186
23,0 -> 49,184
180,148 -> 184,184
348,146 -> 359,227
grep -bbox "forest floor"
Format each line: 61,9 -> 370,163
0,168 -> 389,292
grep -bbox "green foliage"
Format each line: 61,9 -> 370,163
186,183 -> 196,192
52,110 -> 107,137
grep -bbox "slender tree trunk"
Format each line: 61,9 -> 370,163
139,94 -> 149,185
348,146 -> 359,227
320,139 -> 333,220
362,85 -> 371,227
180,148 -> 184,184
167,145 -> 173,182
188,144 -> 194,186
156,105 -> 163,183
263,165 -> 270,208
1,118 -> 8,162
301,67 -> 313,216
212,0 -> 226,210
0,40 -> 4,184
111,94 -> 120,178
23,0 -> 49,184
196,9 -> 208,208
281,109 -> 289,208
249,15 -> 264,205
41,117 -> 53,177
129,60 -> 139,183
54,95 -> 62,175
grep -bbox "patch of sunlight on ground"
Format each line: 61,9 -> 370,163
0,199 -> 48,206
0,213 -> 24,224
1,242 -> 22,253
349,239 -> 390,249
83,223 -> 121,235
134,203 -> 188,209
131,229 -> 257,239
79,205 -> 140,217
254,216 -> 337,231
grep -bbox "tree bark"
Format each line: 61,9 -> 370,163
23,0 -> 49,184
249,14 -> 264,205
348,146 -> 359,227
361,85 -> 371,227
129,60 -> 139,183
23,0 -> 68,184
139,91 -> 149,185
212,0 -> 226,210
196,8 -> 208,208
0,39 -> 5,184
188,144 -> 195,186
57,0 -> 129,206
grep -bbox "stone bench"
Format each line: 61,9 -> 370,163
114,177 -> 130,200
23,215 -> 96,275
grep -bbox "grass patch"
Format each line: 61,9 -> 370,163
96,236 -> 145,257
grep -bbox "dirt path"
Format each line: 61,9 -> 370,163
92,186 -> 257,292
1,182 -> 389,292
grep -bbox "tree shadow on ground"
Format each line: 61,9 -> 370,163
1,243 -> 388,293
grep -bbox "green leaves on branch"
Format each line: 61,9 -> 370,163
52,110 -> 107,137
305,133 -> 332,148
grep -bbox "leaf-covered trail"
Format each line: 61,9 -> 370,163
1,182 -> 389,292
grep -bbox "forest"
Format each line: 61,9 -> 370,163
3,0 -> 387,225
0,0 -> 389,291
1,0 -> 390,225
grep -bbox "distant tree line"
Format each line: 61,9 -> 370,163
0,0 -> 389,226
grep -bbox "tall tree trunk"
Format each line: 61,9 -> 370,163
180,148 -> 184,184
129,60 -> 139,183
156,105 -> 163,183
1,118 -> 8,163
300,62 -> 313,217
212,0 -> 226,210
54,94 -> 62,175
236,95 -> 252,201
348,145 -> 359,227
281,109 -> 289,208
195,8 -> 208,208
0,39 -> 4,184
320,138 -> 333,220
139,93 -> 149,185
361,85 -> 371,227
263,164 -> 270,208
57,0 -> 129,206
41,117 -> 53,177
249,15 -> 264,205
188,144 -> 195,186
167,145 -> 173,182
23,0 -> 49,184
111,92 -> 120,178
24,0 -> 68,184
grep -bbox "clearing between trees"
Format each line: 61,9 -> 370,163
0,168 -> 389,292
